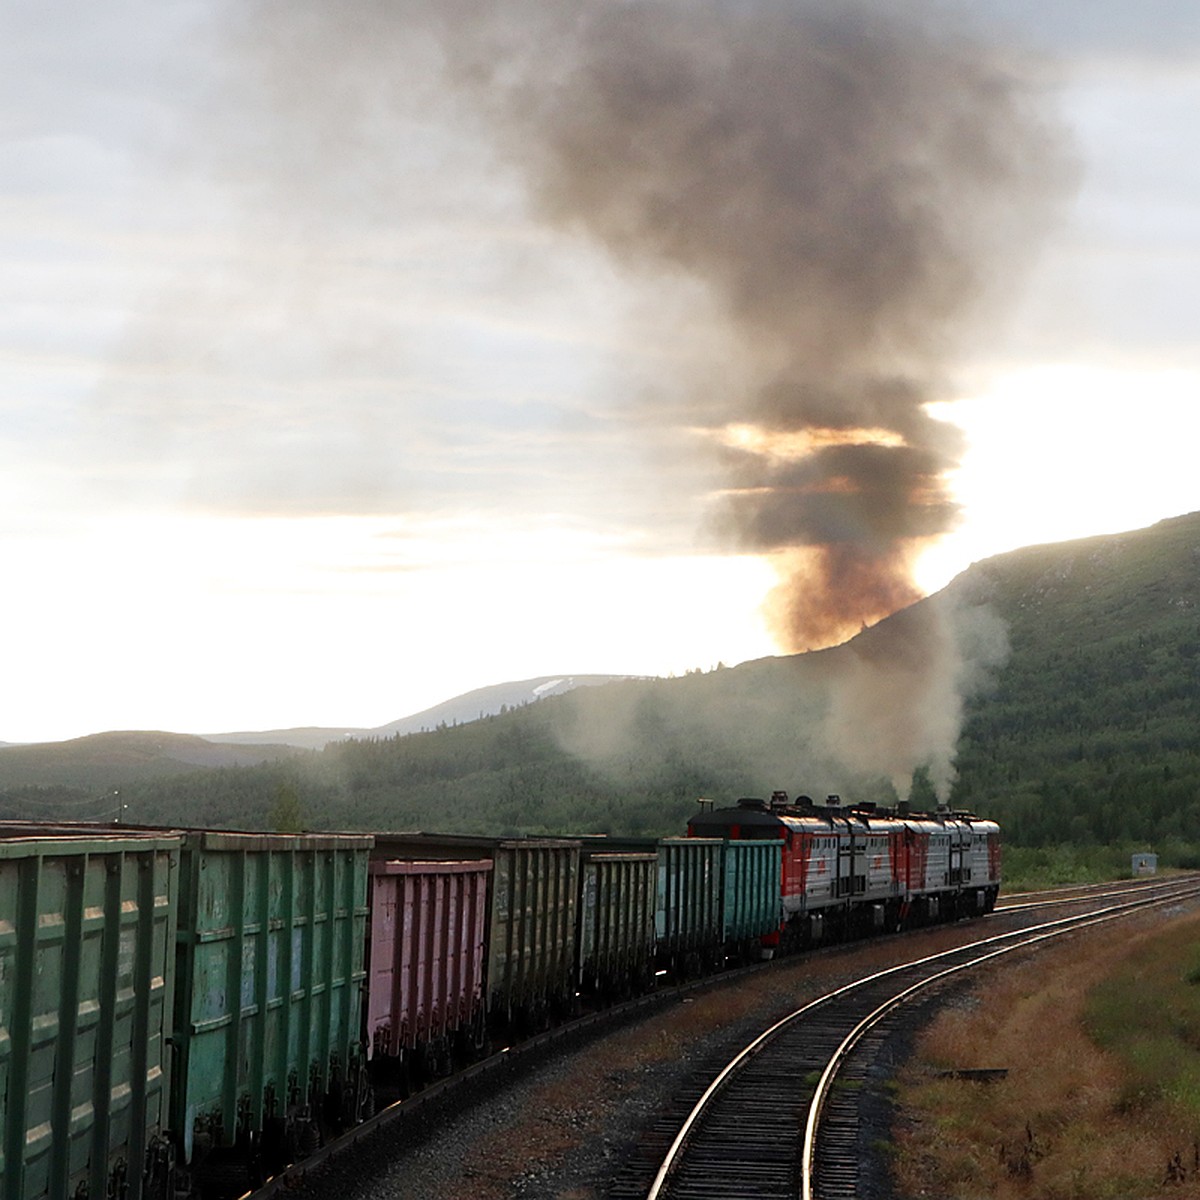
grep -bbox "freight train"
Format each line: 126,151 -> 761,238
0,795 -> 999,1199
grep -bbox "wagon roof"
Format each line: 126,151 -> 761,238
373,830 -> 582,851
0,823 -> 182,856
184,829 -> 374,851
580,849 -> 659,862
370,857 -> 495,875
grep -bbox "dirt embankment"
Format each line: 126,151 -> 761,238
893,907 -> 1200,1200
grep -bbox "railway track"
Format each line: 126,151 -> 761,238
249,876 -> 1198,1200
994,872 -> 1172,910
615,875 -> 1200,1200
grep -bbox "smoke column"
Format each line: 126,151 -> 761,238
221,0 -> 1066,796
416,0 -> 1061,652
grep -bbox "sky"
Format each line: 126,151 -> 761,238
2,1 -> 1199,745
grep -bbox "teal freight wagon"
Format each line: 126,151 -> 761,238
169,829 -> 371,1188
0,826 -> 181,1200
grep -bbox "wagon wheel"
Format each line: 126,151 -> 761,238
298,1117 -> 321,1158
198,1158 -> 252,1200
260,1117 -> 288,1175
359,1077 -> 377,1120
284,1114 -> 321,1162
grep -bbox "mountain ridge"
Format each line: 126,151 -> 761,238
0,676 -> 640,789
3,511 -> 1198,845
202,674 -> 640,749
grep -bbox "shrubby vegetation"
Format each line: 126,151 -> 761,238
954,513 -> 1200,858
895,912 -> 1200,1197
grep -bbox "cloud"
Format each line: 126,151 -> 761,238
954,0 -> 1200,65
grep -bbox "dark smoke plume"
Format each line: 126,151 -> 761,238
213,0 -> 1065,798
415,0 -> 1063,650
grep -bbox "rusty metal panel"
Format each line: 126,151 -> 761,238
371,833 -> 581,1023
366,859 -> 491,1059
170,830 -> 371,1163
0,829 -> 179,1200
577,851 -> 656,994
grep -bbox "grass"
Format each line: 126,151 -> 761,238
1085,920 -> 1200,1123
1000,842 -> 1200,893
1000,844 -> 1149,892
891,909 -> 1200,1199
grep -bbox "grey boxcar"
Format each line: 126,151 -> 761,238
577,849 -> 657,998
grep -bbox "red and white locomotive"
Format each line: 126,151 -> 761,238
688,791 -> 1001,952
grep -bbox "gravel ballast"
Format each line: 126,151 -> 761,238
281,922 -> 1006,1200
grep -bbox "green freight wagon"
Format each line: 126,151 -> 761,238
372,834 -> 581,1033
0,826 -> 181,1200
576,850 -> 657,999
720,839 -> 783,962
170,830 -> 372,1188
577,836 -> 724,977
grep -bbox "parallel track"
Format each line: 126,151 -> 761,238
631,876 -> 1200,1200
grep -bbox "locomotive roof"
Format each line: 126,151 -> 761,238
690,799 -> 996,833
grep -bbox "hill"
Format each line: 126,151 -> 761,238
3,513 -> 1199,852
0,731 -> 305,795
952,512 -> 1200,848
204,675 -> 636,749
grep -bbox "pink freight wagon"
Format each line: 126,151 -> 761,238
365,858 -> 493,1091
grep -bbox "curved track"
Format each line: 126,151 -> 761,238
636,876 -> 1200,1200
249,876 -> 1199,1200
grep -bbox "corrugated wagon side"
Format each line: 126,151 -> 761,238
0,827 -> 180,1200
719,839 -> 783,962
169,830 -> 371,1188
579,835 -> 725,978
366,858 -> 492,1092
372,834 -> 581,1035
577,850 -> 657,1000
653,837 -> 724,976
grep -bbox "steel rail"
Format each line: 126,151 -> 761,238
643,877 -> 1200,1200
799,879 -> 1200,1200
997,875 -> 1196,912
997,874 -> 1168,904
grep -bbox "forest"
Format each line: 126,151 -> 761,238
3,513 -> 1199,873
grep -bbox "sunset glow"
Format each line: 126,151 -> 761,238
2,3 -> 1198,744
